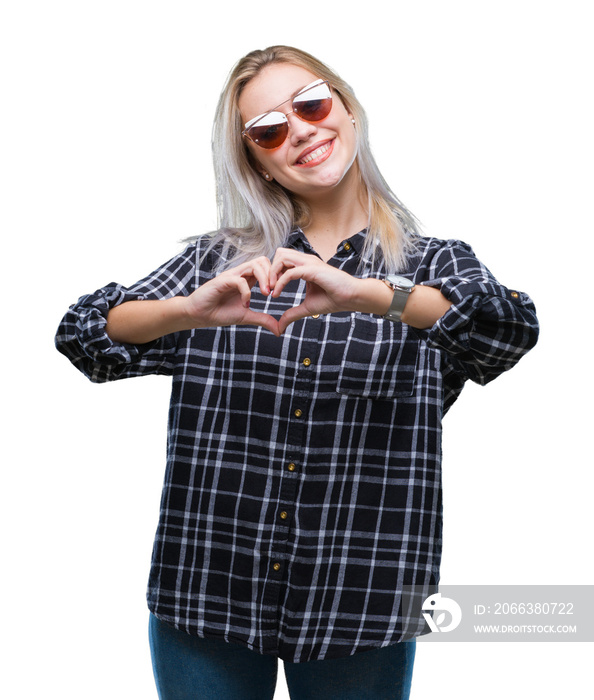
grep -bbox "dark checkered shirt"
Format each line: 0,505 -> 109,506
55,229 -> 539,662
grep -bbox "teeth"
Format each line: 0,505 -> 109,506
298,142 -> 331,164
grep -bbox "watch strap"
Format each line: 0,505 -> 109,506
384,288 -> 410,322
383,278 -> 414,322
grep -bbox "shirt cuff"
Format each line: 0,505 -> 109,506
72,283 -> 156,364
421,278 -> 531,357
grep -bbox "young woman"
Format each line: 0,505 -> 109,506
56,45 -> 539,699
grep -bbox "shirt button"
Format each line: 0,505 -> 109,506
511,291 -> 519,299
302,358 -> 311,367
294,408 -> 303,418
280,511 -> 288,520
288,462 -> 296,472
273,562 -> 281,571
311,314 -> 320,319
344,242 -> 352,251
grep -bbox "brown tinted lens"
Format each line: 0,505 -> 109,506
247,120 -> 289,149
294,96 -> 332,123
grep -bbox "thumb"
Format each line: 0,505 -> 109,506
243,309 -> 281,337
278,304 -> 308,335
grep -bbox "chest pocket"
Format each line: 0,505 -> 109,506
336,313 -> 421,399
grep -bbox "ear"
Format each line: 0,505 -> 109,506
253,164 -> 273,182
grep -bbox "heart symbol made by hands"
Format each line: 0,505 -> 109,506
188,248 -> 359,337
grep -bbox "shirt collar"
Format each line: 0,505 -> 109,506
287,227 -> 368,256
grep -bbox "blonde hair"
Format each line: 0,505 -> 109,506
207,45 -> 420,272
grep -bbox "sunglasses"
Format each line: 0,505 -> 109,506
242,79 -> 333,150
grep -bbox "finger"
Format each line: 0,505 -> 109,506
251,258 -> 273,296
270,246 -> 295,269
269,248 -> 305,286
269,260 -> 294,292
271,265 -> 308,298
226,275 -> 252,308
240,257 -> 272,296
278,304 -> 309,334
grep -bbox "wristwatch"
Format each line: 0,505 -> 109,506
383,274 -> 415,322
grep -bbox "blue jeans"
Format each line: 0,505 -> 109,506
149,614 -> 415,700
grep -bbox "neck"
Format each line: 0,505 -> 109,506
299,167 -> 368,261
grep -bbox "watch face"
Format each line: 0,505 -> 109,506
386,274 -> 414,290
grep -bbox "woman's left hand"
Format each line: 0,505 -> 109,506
269,248 -> 453,333
270,248 -> 378,334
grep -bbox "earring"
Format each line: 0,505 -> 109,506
263,173 -> 271,180
351,118 -> 356,125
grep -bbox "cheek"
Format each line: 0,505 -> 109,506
342,115 -> 358,154
247,144 -> 286,176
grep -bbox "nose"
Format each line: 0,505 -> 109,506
286,111 -> 317,145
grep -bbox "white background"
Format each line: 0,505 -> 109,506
2,1 -> 592,697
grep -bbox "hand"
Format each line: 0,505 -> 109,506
185,257 -> 280,336
269,248 -> 361,334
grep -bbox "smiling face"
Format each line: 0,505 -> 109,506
238,62 -> 360,202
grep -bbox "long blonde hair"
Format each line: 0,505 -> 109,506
207,45 -> 420,272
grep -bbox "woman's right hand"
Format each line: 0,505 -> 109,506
184,257 -> 280,335
106,257 -> 280,344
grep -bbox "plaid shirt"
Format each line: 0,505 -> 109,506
55,229 -> 538,662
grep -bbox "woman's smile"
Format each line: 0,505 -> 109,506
295,139 -> 335,167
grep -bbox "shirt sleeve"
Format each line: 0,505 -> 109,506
417,239 -> 539,386
54,243 -> 198,383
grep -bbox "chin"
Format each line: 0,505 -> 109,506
316,163 -> 353,188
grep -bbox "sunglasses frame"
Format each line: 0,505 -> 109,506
241,79 -> 332,150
